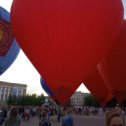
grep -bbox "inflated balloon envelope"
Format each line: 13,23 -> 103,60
85,67 -> 114,106
98,20 -> 126,103
0,7 -> 20,75
11,0 -> 123,105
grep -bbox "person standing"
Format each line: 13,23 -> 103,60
62,109 -> 74,126
4,106 -> 20,126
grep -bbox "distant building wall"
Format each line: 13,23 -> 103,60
0,81 -> 27,100
71,91 -> 87,106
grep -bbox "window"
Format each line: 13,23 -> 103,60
5,94 -> 8,99
2,87 -> 5,94
11,88 -> 17,96
18,88 -> 22,96
6,87 -> 8,94
23,89 -> 26,95
1,94 -> 3,100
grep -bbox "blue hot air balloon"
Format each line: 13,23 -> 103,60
0,7 -> 20,75
40,77 -> 54,96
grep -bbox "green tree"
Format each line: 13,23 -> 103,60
84,94 -> 99,107
36,94 -> 45,106
106,97 -> 117,108
7,95 -> 17,105
7,94 -> 46,106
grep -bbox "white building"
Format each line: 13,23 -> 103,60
0,81 -> 27,100
70,91 -> 85,106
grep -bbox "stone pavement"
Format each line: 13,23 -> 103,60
20,115 -> 106,126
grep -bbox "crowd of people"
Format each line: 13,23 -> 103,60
0,105 -> 125,126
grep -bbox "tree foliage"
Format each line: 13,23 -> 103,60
106,97 -> 117,108
84,94 -> 100,107
7,94 -> 46,106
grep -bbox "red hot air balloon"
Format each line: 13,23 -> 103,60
85,67 -> 113,106
98,20 -> 126,102
11,0 -> 123,105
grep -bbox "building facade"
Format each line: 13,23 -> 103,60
70,91 -> 85,106
0,81 -> 27,101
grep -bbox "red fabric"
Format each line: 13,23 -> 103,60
98,20 -> 126,102
85,67 -> 113,106
11,0 -> 123,105
52,85 -> 75,105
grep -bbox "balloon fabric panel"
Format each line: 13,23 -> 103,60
98,20 -> 126,102
85,67 -> 113,106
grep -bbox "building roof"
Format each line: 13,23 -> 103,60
0,81 -> 27,87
